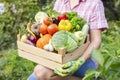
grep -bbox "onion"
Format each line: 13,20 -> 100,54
26,40 -> 35,46
29,35 -> 38,43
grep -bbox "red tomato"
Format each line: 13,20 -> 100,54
43,17 -> 53,26
39,24 -> 48,34
47,24 -> 58,35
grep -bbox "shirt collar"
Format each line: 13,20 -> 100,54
64,0 -> 86,3
80,0 -> 86,2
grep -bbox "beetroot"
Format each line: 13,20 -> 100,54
29,35 -> 38,43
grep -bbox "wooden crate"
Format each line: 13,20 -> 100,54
17,36 -> 90,70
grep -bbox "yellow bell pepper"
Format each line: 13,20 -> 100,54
58,20 -> 72,31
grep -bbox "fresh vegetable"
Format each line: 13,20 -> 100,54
44,43 -> 54,51
21,34 -> 28,42
36,34 -> 52,49
20,11 -> 89,52
28,34 -> 38,43
43,44 -> 49,51
26,40 -> 35,46
47,24 -> 58,35
70,16 -> 86,32
57,14 -> 68,22
60,12 -> 87,32
27,23 -> 36,38
48,44 -> 54,51
58,20 -> 72,31
81,23 -> 89,44
51,31 -> 79,52
39,23 -> 48,34
21,34 -> 35,46
44,39 -> 54,51
43,17 -> 53,26
82,23 -> 89,35
39,23 -> 58,35
52,17 -> 59,25
30,23 -> 41,36
65,12 -> 77,20
35,11 -> 48,23
74,31 -> 84,41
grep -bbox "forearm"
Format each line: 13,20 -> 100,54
80,29 -> 102,60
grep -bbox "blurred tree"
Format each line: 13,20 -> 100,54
38,0 -> 51,10
0,0 -> 40,50
102,0 -> 120,20
38,0 -> 46,10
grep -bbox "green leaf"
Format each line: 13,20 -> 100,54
83,69 -> 100,80
104,57 -> 113,71
91,49 -> 105,67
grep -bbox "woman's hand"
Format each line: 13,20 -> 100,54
54,58 -> 85,77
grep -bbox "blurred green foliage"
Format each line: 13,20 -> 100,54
83,21 -> 120,80
0,49 -> 36,80
0,0 -> 120,80
0,0 -> 40,50
103,0 -> 120,21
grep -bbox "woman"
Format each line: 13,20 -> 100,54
28,0 -> 108,80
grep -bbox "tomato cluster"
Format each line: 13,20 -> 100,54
40,17 -> 58,35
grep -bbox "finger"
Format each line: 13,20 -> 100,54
56,71 -> 68,77
54,68 -> 69,77
54,67 -> 71,74
62,62 -> 73,69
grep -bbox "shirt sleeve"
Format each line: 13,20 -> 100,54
89,1 -> 108,31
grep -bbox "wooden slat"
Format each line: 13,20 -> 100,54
58,48 -> 66,56
17,41 -> 63,63
63,41 -> 90,63
18,49 -> 62,70
17,34 -> 21,41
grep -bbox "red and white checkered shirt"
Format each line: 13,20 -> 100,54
53,0 -> 108,30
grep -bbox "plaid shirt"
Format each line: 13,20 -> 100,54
53,0 -> 108,30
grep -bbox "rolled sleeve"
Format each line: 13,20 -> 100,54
89,1 -> 108,31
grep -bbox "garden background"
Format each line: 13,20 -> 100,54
0,0 -> 120,80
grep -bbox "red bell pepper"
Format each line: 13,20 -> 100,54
57,14 -> 68,22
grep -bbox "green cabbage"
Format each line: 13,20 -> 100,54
35,11 -> 48,22
51,30 -> 79,52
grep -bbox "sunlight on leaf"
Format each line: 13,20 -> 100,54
91,49 -> 104,67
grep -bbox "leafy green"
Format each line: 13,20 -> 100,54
70,16 -> 87,32
65,12 -> 77,20
51,30 -> 79,52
